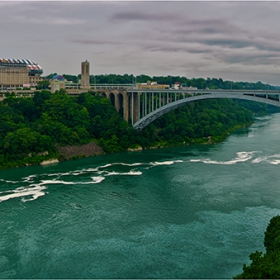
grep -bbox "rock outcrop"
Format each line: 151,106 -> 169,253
56,142 -> 104,160
40,159 -> 59,166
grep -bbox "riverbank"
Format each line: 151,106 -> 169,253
0,121 -> 254,170
0,142 -> 104,170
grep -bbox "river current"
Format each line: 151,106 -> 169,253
1,114 -> 280,278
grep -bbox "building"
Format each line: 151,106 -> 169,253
173,82 -> 180,90
29,75 -> 44,87
0,64 -> 29,89
52,60 -> 91,94
50,75 -> 66,93
136,81 -> 170,90
80,60 -> 90,90
0,58 -> 43,89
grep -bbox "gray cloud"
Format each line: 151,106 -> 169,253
2,1 -> 280,84
71,39 -> 123,46
111,11 -> 182,22
221,52 -> 280,65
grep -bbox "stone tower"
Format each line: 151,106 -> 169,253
81,60 -> 90,89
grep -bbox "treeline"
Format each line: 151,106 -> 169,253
234,215 -> 280,279
45,73 -> 275,90
0,89 -> 269,170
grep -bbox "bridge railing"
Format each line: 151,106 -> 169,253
90,84 -> 134,90
64,83 -> 135,90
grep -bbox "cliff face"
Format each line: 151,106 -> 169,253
56,142 -> 104,160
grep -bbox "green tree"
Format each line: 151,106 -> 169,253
3,128 -> 48,155
36,80 -> 50,90
234,215 -> 280,279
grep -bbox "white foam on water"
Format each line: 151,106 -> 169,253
99,162 -> 142,169
1,179 -> 18,184
84,168 -> 99,172
0,160 -> 183,203
3,180 -> 18,184
22,175 -> 36,182
40,180 -> 75,185
0,185 -> 47,203
273,154 -> 280,158
90,176 -> 105,183
47,172 -> 63,177
120,162 -> 142,166
59,172 -> 74,177
105,170 -> 142,176
251,157 -> 266,163
190,151 -> 260,165
73,168 -> 99,175
99,163 -> 114,169
190,159 -> 201,162
270,160 -> 280,165
150,161 -> 175,166
72,171 -> 86,175
21,191 -> 46,202
252,153 -> 280,165
41,177 -> 107,185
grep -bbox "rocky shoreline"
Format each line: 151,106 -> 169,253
56,142 -> 104,160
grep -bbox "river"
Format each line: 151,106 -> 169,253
1,114 -> 280,278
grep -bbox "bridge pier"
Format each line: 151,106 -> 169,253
132,92 -> 139,123
115,94 -> 120,112
123,92 -> 129,122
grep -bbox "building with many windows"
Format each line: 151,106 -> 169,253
0,58 -> 43,89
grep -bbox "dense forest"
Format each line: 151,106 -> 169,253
0,86 -> 275,170
234,215 -> 280,279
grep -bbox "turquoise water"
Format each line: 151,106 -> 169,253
1,114 -> 280,278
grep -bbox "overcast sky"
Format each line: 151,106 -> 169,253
1,1 -> 280,85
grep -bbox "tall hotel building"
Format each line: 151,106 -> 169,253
0,58 -> 43,89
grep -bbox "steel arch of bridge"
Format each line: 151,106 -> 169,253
127,89 -> 280,130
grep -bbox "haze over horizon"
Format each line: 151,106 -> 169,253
2,1 -> 280,85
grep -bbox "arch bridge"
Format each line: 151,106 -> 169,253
67,86 -> 280,130
127,89 -> 280,130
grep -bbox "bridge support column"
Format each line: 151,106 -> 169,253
128,92 -> 139,124
115,93 -> 120,112
138,93 -> 140,121
133,92 -> 139,123
123,91 -> 129,122
145,92 -> 147,116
